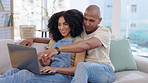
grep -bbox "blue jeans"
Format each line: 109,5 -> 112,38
0,68 -> 71,83
71,62 -> 115,83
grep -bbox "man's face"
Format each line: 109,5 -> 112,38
83,12 -> 102,34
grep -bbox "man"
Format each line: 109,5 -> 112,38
20,5 -> 115,83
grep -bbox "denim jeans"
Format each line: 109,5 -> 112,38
71,62 -> 115,83
0,39 -> 75,83
0,68 -> 71,83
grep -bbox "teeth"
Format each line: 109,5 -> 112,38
61,30 -> 66,32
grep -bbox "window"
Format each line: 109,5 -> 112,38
13,0 -> 56,39
120,0 -> 148,57
14,0 -> 42,39
131,4 -> 137,12
131,23 -> 136,27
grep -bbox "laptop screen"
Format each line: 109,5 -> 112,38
7,44 -> 41,74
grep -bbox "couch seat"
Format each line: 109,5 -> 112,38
113,71 -> 148,83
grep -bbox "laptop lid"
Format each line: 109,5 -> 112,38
7,44 -> 42,74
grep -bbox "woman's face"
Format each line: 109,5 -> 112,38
58,16 -> 71,38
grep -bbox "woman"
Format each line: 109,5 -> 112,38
0,9 -> 85,83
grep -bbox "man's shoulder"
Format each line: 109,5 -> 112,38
92,26 -> 111,35
98,26 -> 110,31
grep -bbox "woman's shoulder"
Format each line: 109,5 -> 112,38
73,36 -> 83,43
61,36 -> 83,43
45,39 -> 55,49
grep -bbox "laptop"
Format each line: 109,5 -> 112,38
7,44 -> 50,75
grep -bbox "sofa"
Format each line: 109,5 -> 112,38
0,39 -> 148,83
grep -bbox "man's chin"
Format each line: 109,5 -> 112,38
86,31 -> 92,34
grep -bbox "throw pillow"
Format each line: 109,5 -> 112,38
110,39 -> 138,72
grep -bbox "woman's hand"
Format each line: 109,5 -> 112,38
40,66 -> 58,74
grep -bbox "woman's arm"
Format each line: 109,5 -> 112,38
57,51 -> 85,75
40,51 -> 85,75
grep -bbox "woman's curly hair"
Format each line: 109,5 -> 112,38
48,9 -> 83,42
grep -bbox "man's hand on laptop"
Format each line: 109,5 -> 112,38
19,38 -> 34,46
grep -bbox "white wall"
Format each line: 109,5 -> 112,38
69,0 -> 89,13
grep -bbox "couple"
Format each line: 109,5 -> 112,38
0,5 -> 115,83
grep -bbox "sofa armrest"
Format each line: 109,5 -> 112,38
0,39 -> 15,74
134,55 -> 148,74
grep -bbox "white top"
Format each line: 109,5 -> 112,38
81,26 -> 115,71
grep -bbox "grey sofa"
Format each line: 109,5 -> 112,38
0,39 -> 148,83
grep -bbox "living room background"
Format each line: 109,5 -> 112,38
3,0 -> 148,57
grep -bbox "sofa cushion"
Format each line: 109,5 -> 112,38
113,71 -> 148,83
110,39 -> 138,72
31,43 -> 47,52
0,39 -> 14,74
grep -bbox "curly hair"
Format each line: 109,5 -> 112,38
48,9 -> 83,42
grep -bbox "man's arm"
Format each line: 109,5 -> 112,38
20,37 -> 51,46
32,37 -> 51,44
40,37 -> 102,58
59,37 -> 102,53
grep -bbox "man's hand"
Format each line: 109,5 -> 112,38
37,48 -> 59,66
19,38 -> 34,46
38,52 -> 51,66
40,49 -> 59,59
